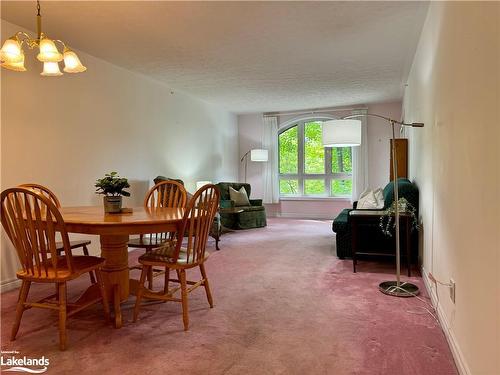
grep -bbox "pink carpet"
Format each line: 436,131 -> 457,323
1,218 -> 457,374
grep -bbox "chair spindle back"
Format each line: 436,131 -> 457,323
1,187 -> 73,278
144,180 -> 187,209
174,185 -> 219,265
143,180 -> 187,242
18,183 -> 61,208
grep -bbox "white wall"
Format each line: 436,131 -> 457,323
238,113 -> 265,197
0,20 -> 238,288
238,101 -> 402,219
404,3 -> 499,374
367,102 -> 402,189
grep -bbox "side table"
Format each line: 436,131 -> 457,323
210,207 -> 244,250
349,210 -> 413,276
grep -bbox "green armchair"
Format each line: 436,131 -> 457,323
215,182 -> 267,229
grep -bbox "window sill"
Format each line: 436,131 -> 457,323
279,196 -> 351,202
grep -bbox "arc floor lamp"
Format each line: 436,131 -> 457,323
241,149 -> 268,182
323,114 -> 424,297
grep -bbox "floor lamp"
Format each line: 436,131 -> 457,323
323,114 -> 424,298
240,149 -> 268,182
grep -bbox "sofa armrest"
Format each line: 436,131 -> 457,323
220,199 -> 235,209
332,208 -> 352,233
349,209 -> 387,216
249,199 -> 263,206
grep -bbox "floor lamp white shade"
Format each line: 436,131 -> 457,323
250,149 -> 269,162
322,119 -> 362,147
241,149 -> 269,182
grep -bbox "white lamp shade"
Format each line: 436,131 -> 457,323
63,49 -> 87,73
0,37 -> 23,63
41,61 -> 63,76
322,119 -> 362,147
196,181 -> 212,190
1,50 -> 26,71
250,149 -> 268,162
37,37 -> 63,63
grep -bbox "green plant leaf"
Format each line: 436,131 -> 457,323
95,172 -> 130,197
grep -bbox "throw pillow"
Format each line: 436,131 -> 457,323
373,188 -> 384,209
357,190 -> 379,209
229,186 -> 250,206
358,188 -> 371,200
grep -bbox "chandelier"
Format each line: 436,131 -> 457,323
0,0 -> 86,76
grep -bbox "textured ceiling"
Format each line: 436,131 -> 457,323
1,1 -> 428,113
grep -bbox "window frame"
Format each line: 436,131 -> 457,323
278,119 -> 353,198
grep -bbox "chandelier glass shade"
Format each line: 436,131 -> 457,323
0,1 -> 86,76
1,37 -> 23,63
37,37 -> 63,63
63,48 -> 86,73
41,61 -> 63,76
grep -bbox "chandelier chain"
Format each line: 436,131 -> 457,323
37,0 -> 41,16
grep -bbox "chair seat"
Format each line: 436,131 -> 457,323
128,237 -> 173,249
138,245 -> 208,265
16,256 -> 105,282
56,240 -> 91,251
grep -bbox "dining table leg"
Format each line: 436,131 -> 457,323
99,234 -> 130,328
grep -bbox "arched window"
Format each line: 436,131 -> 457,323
278,119 -> 352,197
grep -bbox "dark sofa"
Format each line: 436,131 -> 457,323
215,182 -> 267,229
332,178 -> 419,259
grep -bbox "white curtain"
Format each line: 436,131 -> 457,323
351,109 -> 368,201
262,116 -> 280,204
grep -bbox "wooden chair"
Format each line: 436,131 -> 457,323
128,180 -> 187,289
1,187 -> 110,351
133,184 -> 220,330
18,183 -> 96,284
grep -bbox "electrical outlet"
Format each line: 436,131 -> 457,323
449,279 -> 456,303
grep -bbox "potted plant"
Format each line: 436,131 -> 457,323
379,197 -> 419,236
95,172 -> 130,213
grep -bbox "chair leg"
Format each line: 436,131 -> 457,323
199,263 -> 214,308
214,230 -> 220,250
145,246 -> 154,290
58,282 -> 67,351
95,269 -> 110,322
163,267 -> 170,296
147,266 -> 154,290
83,245 -> 97,284
11,280 -> 31,341
179,269 -> 189,331
133,265 -> 149,322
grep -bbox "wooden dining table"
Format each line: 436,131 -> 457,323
58,206 -> 185,328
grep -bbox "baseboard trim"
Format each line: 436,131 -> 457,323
270,213 -> 333,220
1,278 -> 21,293
421,266 -> 471,375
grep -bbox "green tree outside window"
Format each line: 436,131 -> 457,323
278,120 -> 353,197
